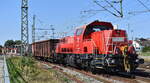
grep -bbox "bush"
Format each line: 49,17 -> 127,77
7,56 -> 40,83
142,46 -> 150,52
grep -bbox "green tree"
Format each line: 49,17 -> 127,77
14,40 -> 22,45
142,46 -> 150,52
4,40 -> 22,48
4,40 -> 15,48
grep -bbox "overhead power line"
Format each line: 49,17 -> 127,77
93,0 -> 123,18
104,0 -> 122,16
128,10 -> 150,14
136,0 -> 150,11
81,9 -> 105,14
128,0 -> 150,15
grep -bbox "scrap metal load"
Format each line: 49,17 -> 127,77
32,20 -> 144,74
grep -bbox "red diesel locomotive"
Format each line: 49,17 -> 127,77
33,20 -> 144,74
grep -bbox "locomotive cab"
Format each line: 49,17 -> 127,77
74,20 -> 143,73
83,23 -> 113,40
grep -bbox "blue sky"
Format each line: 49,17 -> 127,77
0,0 -> 150,45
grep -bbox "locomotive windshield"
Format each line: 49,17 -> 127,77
84,25 -> 112,35
76,28 -> 84,36
92,25 -> 112,31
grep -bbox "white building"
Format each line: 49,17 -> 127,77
132,41 -> 143,52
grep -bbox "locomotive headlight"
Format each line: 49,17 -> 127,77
108,58 -> 115,64
111,59 -> 115,64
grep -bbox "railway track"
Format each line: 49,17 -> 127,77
41,61 -> 88,83
41,61 -> 108,83
36,58 -> 150,83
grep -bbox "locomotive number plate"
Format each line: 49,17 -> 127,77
112,37 -> 124,42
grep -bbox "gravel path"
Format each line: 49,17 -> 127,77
0,56 -> 4,83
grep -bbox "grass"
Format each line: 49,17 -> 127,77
139,52 -> 150,62
6,56 -> 71,83
141,52 -> 150,56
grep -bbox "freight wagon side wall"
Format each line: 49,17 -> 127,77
49,39 -> 59,55
32,39 -> 59,59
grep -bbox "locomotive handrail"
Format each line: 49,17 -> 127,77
104,36 -> 128,54
105,31 -> 112,54
102,32 -> 106,54
91,39 -> 98,57
91,39 -> 97,48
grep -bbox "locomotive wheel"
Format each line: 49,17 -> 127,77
91,67 -> 96,74
124,56 -> 131,73
64,56 -> 69,66
90,63 -> 97,74
130,74 -> 135,79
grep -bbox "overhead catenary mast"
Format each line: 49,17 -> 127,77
32,15 -> 36,43
50,25 -> 55,39
93,0 -> 124,18
32,17 -> 55,41
21,0 -> 29,56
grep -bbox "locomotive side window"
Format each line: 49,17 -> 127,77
61,38 -> 65,43
76,28 -> 84,36
61,48 -> 64,52
84,47 -> 88,52
64,48 -> 66,52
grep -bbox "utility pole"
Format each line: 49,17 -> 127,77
50,26 -> 55,39
127,23 -> 130,36
21,0 -> 29,56
131,30 -> 134,41
32,15 -> 36,43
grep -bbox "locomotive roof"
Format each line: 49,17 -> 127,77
76,20 -> 113,29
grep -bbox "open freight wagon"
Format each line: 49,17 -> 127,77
32,39 -> 59,60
